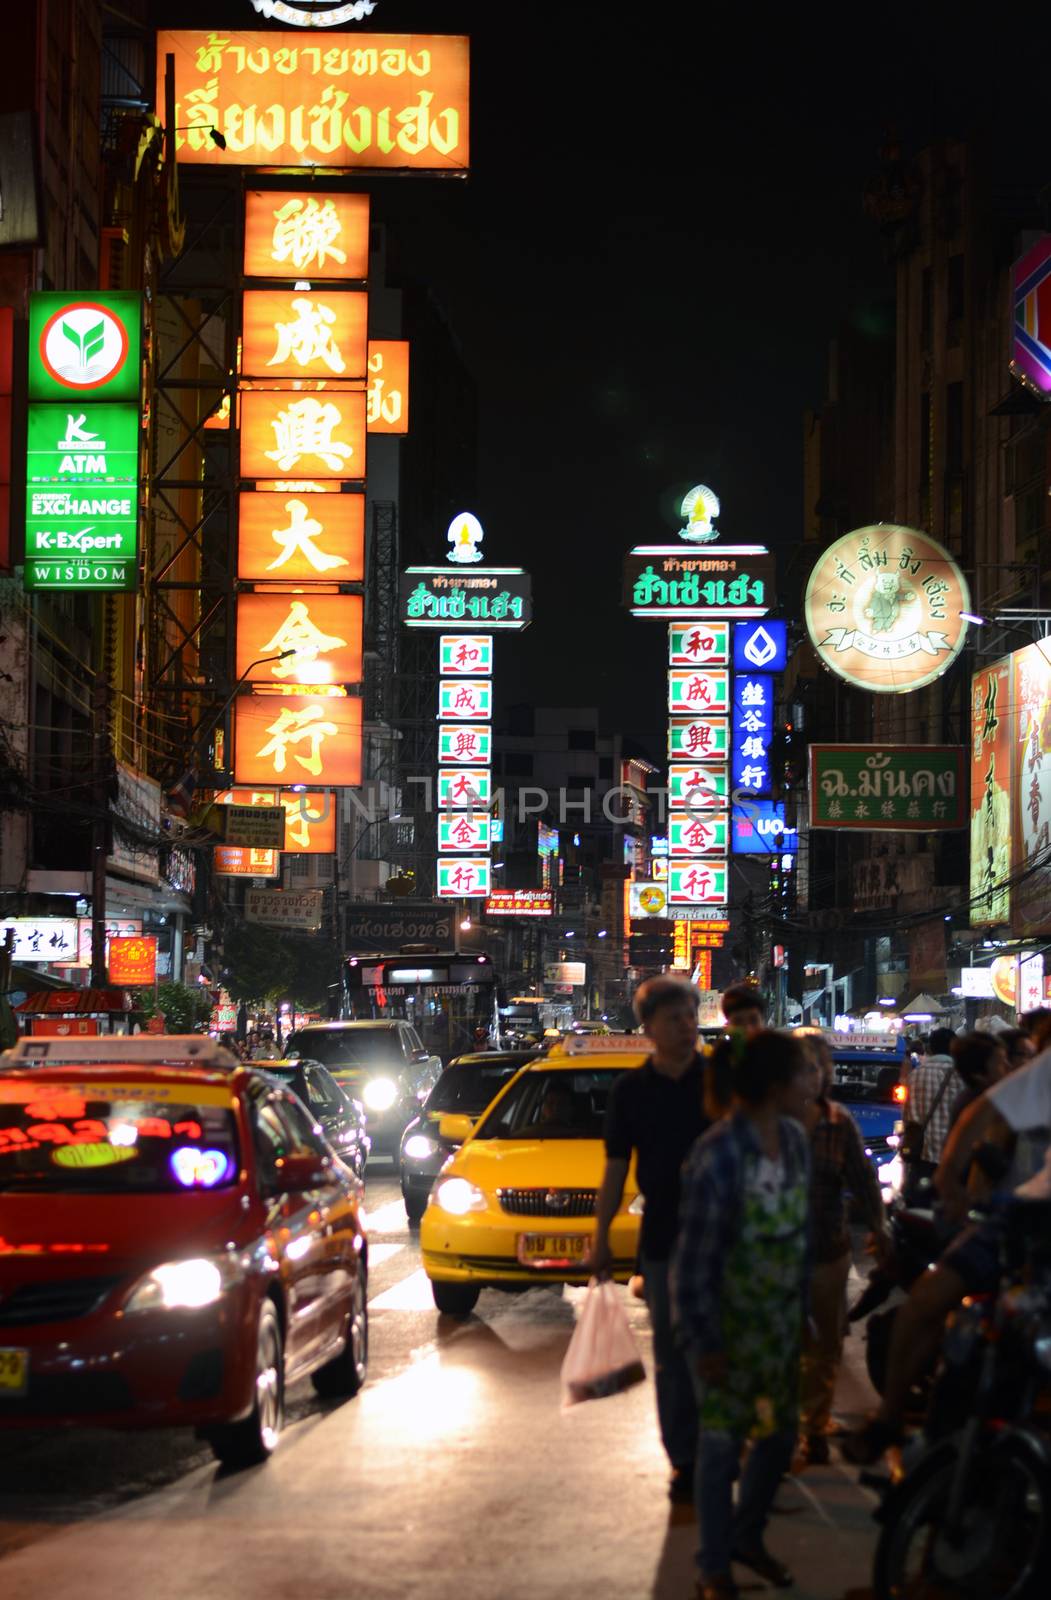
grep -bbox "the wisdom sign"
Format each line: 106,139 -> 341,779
24,294 -> 142,591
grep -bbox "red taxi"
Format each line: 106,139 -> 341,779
0,1037 -> 368,1467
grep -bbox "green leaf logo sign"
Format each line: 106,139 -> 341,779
61,317 -> 107,371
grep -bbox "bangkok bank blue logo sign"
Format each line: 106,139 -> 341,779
733,620 -> 787,672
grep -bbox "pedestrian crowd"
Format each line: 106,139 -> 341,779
589,977 -> 1051,1599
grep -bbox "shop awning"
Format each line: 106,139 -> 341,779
899,992 -> 948,1018
14,988 -> 131,1015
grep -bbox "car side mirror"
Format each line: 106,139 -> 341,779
412,1049 -> 431,1063
437,1114 -> 473,1144
277,1152 -> 337,1192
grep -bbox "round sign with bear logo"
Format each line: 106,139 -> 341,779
804,525 -> 970,693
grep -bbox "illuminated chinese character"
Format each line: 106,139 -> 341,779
455,643 -> 480,668
685,723 -> 712,754
741,709 -> 764,734
453,686 -> 478,712
739,764 -> 766,789
267,498 -> 348,574
453,731 -> 478,760
451,818 -> 475,846
451,773 -> 478,802
268,297 -> 347,375
450,865 -> 477,893
255,705 -> 339,778
260,600 -> 347,678
684,820 -> 710,847
681,868 -> 711,898
271,197 -> 347,273
264,398 -> 355,472
684,629 -> 710,658
740,682 -> 766,706
686,676 -> 712,705
740,736 -> 766,760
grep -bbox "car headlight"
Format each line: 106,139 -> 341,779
434,1177 -> 487,1215
125,1255 -> 238,1313
363,1077 -> 399,1112
403,1134 -> 437,1161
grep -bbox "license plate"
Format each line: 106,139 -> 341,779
0,1349 -> 28,1396
517,1233 -> 589,1266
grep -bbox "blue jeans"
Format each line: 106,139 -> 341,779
640,1252 -> 698,1469
689,1411 -> 795,1578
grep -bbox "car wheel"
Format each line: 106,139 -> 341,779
432,1280 -> 479,1317
404,1193 -> 427,1227
209,1300 -> 284,1470
311,1266 -> 368,1399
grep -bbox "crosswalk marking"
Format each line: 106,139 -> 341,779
367,1243 -> 405,1268
363,1197 -> 412,1234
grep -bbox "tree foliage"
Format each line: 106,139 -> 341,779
221,921 -> 340,1011
134,980 -> 213,1033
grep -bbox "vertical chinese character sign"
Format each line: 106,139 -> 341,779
402,514 -> 530,902
233,190 -> 376,831
625,486 -> 776,916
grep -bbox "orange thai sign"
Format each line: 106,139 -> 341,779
240,389 -> 366,480
108,935 -> 157,986
214,845 -> 279,877
238,491 -> 364,581
367,340 -> 409,434
235,593 -> 363,685
159,32 -> 469,172
241,289 -> 368,380
215,788 -> 336,855
244,191 -> 370,280
234,693 -> 362,786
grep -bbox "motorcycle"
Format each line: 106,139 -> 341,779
871,1198 -> 1051,1600
849,1185 -> 944,1402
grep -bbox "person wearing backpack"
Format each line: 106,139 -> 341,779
899,1027 -> 960,1195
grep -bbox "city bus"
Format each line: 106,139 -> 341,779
341,949 -> 498,1061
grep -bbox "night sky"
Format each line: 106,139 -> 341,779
159,2 -> 1040,753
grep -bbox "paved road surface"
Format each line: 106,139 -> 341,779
0,1167 -> 880,1599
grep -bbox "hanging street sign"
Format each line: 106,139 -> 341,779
28,292 -> 141,402
668,716 -> 729,761
668,765 -> 729,809
731,799 -> 799,855
733,619 -> 788,672
366,340 -> 410,434
804,525 -> 970,694
400,567 -> 532,629
27,403 -> 138,487
668,620 -> 729,665
440,634 -> 493,674
668,668 -> 730,715
159,32 -> 470,173
437,812 -> 491,852
809,744 -> 967,830
437,724 -> 491,765
241,288 -> 368,381
237,491 -> 365,582
436,857 -> 491,898
234,693 -> 363,786
437,767 -> 491,808
240,390 -> 366,480
235,592 -> 363,685
485,890 -> 553,916
668,811 -> 729,856
624,545 -> 775,618
1011,235 -> 1051,398
244,190 -> 370,280
667,861 -> 730,906
438,678 -> 492,720
731,674 -> 774,793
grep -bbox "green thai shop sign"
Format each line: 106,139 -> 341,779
808,745 -> 966,830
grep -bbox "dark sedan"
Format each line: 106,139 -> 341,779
398,1051 -> 539,1223
260,1060 -> 370,1179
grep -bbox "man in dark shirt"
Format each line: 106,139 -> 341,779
588,975 -> 712,1503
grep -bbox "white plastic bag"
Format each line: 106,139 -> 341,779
560,1279 -> 646,1408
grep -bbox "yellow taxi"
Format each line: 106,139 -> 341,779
419,1035 -> 647,1315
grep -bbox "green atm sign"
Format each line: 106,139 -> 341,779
28,293 -> 141,402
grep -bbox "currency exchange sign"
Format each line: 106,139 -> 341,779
809,745 -> 966,830
24,404 -> 139,591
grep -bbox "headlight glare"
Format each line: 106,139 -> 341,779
125,1256 -> 230,1312
363,1077 -> 398,1112
403,1134 -> 437,1161
435,1177 -> 487,1216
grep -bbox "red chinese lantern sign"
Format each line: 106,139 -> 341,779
238,491 -> 364,581
235,593 -> 363,686
244,191 -> 370,280
234,694 -> 362,786
109,935 -> 157,985
240,390 -> 366,481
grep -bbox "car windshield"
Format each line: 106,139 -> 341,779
473,1067 -> 623,1140
285,1029 -> 398,1069
426,1062 -> 521,1115
0,1081 -> 240,1193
